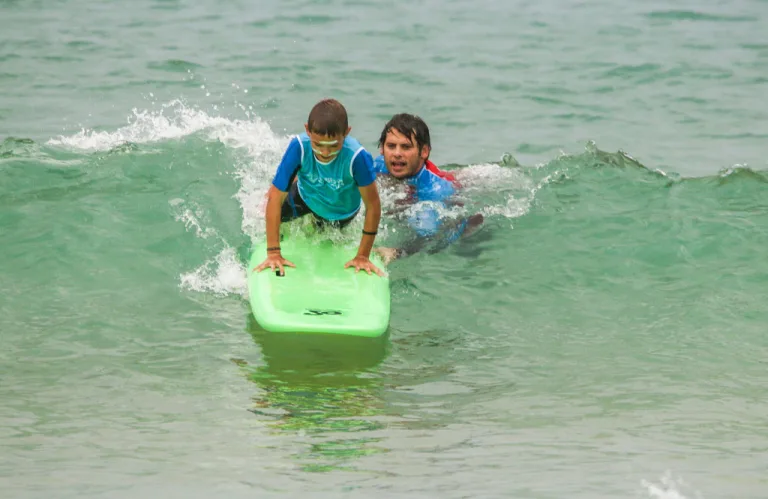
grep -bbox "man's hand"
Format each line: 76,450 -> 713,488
373,247 -> 399,265
344,255 -> 385,277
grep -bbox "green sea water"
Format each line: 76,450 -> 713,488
2,0 -> 768,497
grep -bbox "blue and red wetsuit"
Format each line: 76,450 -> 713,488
373,155 -> 478,255
373,156 -> 458,199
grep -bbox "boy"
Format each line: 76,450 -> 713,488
253,99 -> 384,277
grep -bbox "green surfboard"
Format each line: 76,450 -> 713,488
247,237 -> 391,337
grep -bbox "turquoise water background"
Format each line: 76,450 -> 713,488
2,0 -> 768,497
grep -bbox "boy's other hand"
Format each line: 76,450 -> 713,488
344,255 -> 385,277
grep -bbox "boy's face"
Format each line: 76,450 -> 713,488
305,125 -> 350,163
380,128 -> 429,179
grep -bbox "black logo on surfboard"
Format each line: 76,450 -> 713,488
304,309 -> 343,316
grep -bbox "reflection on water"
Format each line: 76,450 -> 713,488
236,315 -> 391,472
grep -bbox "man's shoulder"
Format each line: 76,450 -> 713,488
372,154 -> 389,174
421,161 -> 460,189
424,160 -> 458,184
413,160 -> 459,201
343,135 -> 365,152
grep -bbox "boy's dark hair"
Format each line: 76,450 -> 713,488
378,113 -> 431,152
307,99 -> 349,136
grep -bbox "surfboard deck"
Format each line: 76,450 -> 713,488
247,237 -> 390,337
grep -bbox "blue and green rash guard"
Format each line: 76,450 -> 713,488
272,133 -> 375,221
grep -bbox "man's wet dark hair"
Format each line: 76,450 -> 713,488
307,99 -> 349,136
378,113 -> 431,152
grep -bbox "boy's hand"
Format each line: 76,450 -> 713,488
254,252 -> 296,276
344,255 -> 385,277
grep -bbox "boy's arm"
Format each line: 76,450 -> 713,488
265,185 -> 287,250
344,182 -> 384,276
253,185 -> 295,276
357,182 -> 381,259
342,149 -> 384,276
252,138 -> 302,276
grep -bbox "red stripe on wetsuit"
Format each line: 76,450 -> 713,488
425,159 -> 461,188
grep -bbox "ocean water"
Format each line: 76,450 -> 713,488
2,0 -> 767,497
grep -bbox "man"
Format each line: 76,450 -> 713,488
372,113 -> 484,263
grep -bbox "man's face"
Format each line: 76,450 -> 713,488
380,128 -> 429,179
